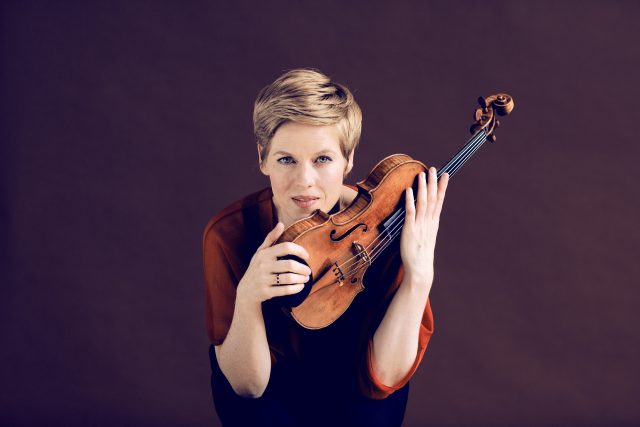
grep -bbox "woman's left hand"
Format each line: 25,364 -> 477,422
400,167 -> 449,288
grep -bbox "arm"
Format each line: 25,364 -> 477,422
371,168 -> 448,386
371,271 -> 432,386
213,223 -> 311,398
214,297 -> 271,398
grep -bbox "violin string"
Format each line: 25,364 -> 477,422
336,212 -> 406,281
450,132 -> 486,177
322,213 -> 403,287
328,129 -> 488,282
329,136 -> 482,282
334,130 -> 481,279
442,129 -> 485,172
336,132 -> 485,280
335,219 -> 404,283
348,130 -> 483,271
337,130 -> 485,271
439,130 -> 486,179
332,209 -> 405,279
449,131 -> 486,177
345,130 -> 484,274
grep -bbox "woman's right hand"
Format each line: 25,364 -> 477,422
236,222 -> 311,305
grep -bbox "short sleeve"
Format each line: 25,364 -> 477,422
358,264 -> 435,400
202,222 -> 239,345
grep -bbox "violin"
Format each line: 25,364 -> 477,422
275,93 -> 515,329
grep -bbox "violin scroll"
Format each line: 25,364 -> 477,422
470,93 -> 515,142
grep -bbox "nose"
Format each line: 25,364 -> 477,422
295,161 -> 316,187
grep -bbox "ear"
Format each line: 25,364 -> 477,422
257,144 -> 268,176
344,150 -> 355,176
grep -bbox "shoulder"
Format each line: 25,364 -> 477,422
202,187 -> 273,251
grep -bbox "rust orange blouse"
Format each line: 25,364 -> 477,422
202,186 -> 434,400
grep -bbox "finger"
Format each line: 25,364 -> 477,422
268,241 -> 311,262
417,171 -> 428,219
404,187 -> 415,225
274,259 -> 312,276
434,172 -> 449,218
273,272 -> 310,285
258,222 -> 285,250
270,283 -> 305,298
426,167 -> 438,217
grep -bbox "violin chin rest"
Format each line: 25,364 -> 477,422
275,254 -> 313,308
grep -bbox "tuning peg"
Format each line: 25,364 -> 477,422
496,120 -> 501,127
488,134 -> 497,143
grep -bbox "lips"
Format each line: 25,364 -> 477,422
292,195 -> 319,209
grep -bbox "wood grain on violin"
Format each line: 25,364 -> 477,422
275,93 -> 515,329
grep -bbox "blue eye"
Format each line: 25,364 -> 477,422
317,155 -> 332,163
277,157 -> 294,165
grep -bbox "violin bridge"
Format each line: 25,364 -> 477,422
352,241 -> 371,266
332,262 -> 345,287
332,242 -> 371,288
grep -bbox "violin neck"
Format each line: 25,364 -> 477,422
437,129 -> 488,180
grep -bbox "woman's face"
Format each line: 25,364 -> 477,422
259,121 -> 354,228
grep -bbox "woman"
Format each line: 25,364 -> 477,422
203,68 -> 449,427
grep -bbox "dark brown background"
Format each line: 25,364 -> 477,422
1,1 -> 639,426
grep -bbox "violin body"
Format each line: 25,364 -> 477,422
276,154 -> 427,329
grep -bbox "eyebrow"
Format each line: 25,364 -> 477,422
273,149 -> 337,156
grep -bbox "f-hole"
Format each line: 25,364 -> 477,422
330,223 -> 368,242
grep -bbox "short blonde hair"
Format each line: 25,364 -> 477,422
253,68 -> 362,163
